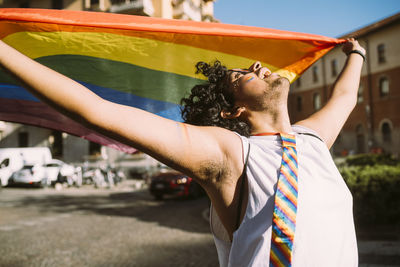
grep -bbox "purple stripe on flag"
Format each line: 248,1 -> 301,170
0,98 -> 136,153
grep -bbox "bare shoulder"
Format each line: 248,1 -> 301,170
193,126 -> 244,185
294,120 -> 327,142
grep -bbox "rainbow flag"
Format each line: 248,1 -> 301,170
0,8 -> 344,153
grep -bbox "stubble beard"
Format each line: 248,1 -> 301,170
270,76 -> 290,91
256,76 -> 290,110
244,76 -> 290,116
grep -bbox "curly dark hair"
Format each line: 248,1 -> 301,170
180,60 -> 251,136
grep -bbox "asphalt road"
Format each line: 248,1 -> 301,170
0,183 -> 218,267
1,182 -> 399,267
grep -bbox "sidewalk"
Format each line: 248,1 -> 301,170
359,240 -> 400,266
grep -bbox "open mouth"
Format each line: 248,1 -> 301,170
260,68 -> 272,79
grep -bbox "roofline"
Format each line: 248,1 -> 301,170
339,11 -> 400,38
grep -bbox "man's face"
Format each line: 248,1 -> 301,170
227,62 -> 290,110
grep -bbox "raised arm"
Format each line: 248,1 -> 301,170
0,40 -> 243,185
295,38 -> 365,148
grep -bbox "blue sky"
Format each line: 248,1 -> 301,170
214,0 -> 400,38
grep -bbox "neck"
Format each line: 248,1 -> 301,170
246,104 -> 292,135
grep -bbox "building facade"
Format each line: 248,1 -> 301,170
288,12 -> 400,157
0,0 -> 216,21
0,0 -> 216,163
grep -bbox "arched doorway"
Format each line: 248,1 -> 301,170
381,122 -> 392,143
356,124 -> 365,154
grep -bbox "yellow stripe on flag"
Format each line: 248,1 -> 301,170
3,31 -> 298,81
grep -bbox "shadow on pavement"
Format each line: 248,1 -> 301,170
8,189 -> 211,234
1,239 -> 218,267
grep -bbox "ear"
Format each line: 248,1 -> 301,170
220,107 -> 246,119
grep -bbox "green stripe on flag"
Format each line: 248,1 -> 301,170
35,55 -> 202,104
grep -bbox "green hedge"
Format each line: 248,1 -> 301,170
345,153 -> 398,166
339,163 -> 400,226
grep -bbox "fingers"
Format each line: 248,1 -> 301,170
342,37 -> 365,55
345,37 -> 358,46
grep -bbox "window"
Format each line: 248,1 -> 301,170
381,122 -> 392,143
296,96 -> 302,112
52,0 -> 63,9
331,59 -> 338,77
0,158 -> 10,168
18,132 -> 28,147
19,1 -> 30,8
46,163 -> 60,168
356,124 -> 365,154
357,84 -> 364,103
379,77 -> 389,97
377,44 -> 386,64
51,131 -> 63,157
312,66 -> 318,83
89,141 -> 101,156
356,124 -> 364,135
296,77 -> 301,88
313,93 -> 321,110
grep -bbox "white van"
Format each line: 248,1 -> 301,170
0,147 -> 52,187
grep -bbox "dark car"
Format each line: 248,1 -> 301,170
149,169 -> 204,200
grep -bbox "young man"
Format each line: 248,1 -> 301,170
0,38 -> 365,266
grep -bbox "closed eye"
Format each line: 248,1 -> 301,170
234,70 -> 251,80
235,69 -> 251,75
229,69 -> 252,88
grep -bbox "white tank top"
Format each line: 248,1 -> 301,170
210,125 -> 358,267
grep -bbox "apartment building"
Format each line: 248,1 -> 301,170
288,12 -> 400,156
0,0 -> 216,21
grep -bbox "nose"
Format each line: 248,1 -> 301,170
249,61 -> 262,72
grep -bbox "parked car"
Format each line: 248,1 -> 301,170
0,150 -> 24,187
11,163 -> 47,187
149,168 -> 204,200
11,159 -> 77,187
43,159 -> 76,185
0,147 -> 52,187
0,157 -> 18,187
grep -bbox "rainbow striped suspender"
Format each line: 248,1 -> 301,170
269,133 -> 298,266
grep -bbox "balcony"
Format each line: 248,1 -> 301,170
173,0 -> 202,21
110,0 -> 154,16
